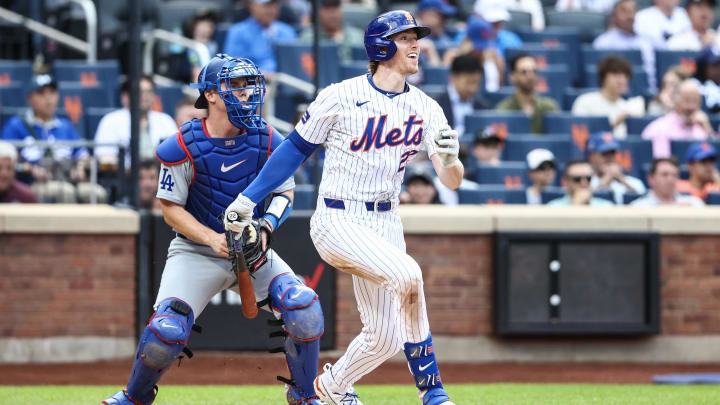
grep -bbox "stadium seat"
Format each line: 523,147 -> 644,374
0,59 -> 33,85
155,84 -> 186,117
506,45 -> 571,74
86,107 -> 116,140
517,28 -> 581,84
342,3 -> 378,30
458,185 -> 527,204
626,115 -> 661,136
58,81 -> 116,108
543,113 -> 612,139
340,62 -> 368,80
0,82 -> 26,107
623,192 -> 643,205
275,42 -> 340,88
56,107 -> 87,140
157,0 -> 221,32
707,192 -> 720,205
541,186 -> 566,203
351,46 -> 367,62
505,11 -> 533,32
292,184 -> 316,210
422,65 -> 450,86
502,134 -> 573,165
616,138 -> 654,178
464,111 -> 531,137
536,65 -> 571,105
53,60 -> 120,87
545,11 -> 608,43
655,50 -> 700,89
472,162 -> 528,187
483,87 -> 515,108
580,46 -> 643,68
583,65 -> 651,97
593,190 -> 615,203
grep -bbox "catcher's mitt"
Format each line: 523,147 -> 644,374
227,219 -> 272,273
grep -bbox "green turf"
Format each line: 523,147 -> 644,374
0,384 -> 719,405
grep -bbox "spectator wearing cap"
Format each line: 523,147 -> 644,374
473,0 -> 545,31
593,0 -> 657,91
642,79 -> 714,158
667,0 -> 719,50
0,141 -> 37,203
694,46 -> 720,112
496,53 -> 559,134
676,141 -> 720,200
634,0 -> 691,49
571,55 -> 645,139
436,55 -> 488,136
472,126 -> 504,166
481,7 -> 522,58
223,0 -> 297,73
548,159 -> 614,206
443,18 -> 503,92
298,0 -> 364,63
587,132 -> 646,204
416,0 -> 457,47
94,75 -> 177,167
554,0 -> 615,12
525,148 -> 556,205
631,157 -> 704,206
400,163 -> 441,204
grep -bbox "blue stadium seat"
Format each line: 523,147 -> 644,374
157,0 -> 221,32
292,184 -> 316,210
671,140 -> 720,165
593,190 -> 615,204
155,84 -> 185,117
458,186 -> 527,204
516,28 -> 581,83
464,111 -> 531,137
472,162 -> 528,186
583,65 -> 650,97
506,44 -> 571,76
0,59 -> 33,84
342,3 -> 378,30
340,62 -> 367,80
275,42 -> 340,88
58,81 -> 115,108
623,192 -> 643,205
541,186 -> 566,203
56,107 -> 87,140
707,192 -> 720,205
616,138 -> 654,178
351,46 -> 367,62
655,50 -> 700,90
0,82 -> 26,107
53,60 -> 120,87
626,115 -> 661,136
86,107 -> 116,140
422,65 -> 449,85
543,112 -> 612,135
505,10 -> 533,31
580,46 -> 643,67
502,134 -> 573,165
536,65 -> 571,105
545,11 -> 607,43
484,87 -> 515,108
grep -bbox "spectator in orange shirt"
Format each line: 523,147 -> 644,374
676,141 -> 720,200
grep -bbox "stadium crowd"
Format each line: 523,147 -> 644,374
1,0 -> 719,207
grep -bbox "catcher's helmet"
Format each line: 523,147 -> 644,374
190,53 -> 266,130
364,10 -> 431,62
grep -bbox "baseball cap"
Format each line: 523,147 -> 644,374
587,132 -> 620,154
28,74 -> 57,93
320,0 -> 341,6
526,148 -> 556,170
405,163 -> 435,185
466,17 -> 494,51
686,0 -> 716,8
685,141 -> 718,162
417,0 -> 456,16
481,7 -> 511,23
474,125 -> 503,144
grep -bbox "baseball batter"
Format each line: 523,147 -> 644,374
103,55 -> 325,405
224,11 -> 462,405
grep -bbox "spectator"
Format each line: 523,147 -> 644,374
0,141 -> 37,203
174,96 -> 208,128
694,46 -> 720,112
298,0 -> 364,63
631,157 -> 704,206
223,0 -> 297,73
472,126 -> 504,166
593,0 -> 657,91
416,0 -> 457,47
444,18 -> 503,92
634,0 -> 691,49
642,79 -> 714,157
1,74 -> 95,203
436,54 -> 488,135
184,9 -> 219,82
676,141 -> 720,200
555,0 -> 615,13
647,65 -> 690,114
94,75 -> 178,166
139,159 -> 162,213
400,164 -> 441,204
571,55 -> 645,139
474,0 -> 545,31
547,159 -> 614,206
481,7 -> 522,58
587,132 -> 646,204
525,148 -> 556,205
496,52 -> 560,134
667,0 -> 718,50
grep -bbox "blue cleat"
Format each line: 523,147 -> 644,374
420,387 -> 455,405
102,387 -> 157,405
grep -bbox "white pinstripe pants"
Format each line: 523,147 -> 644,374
310,199 -> 430,390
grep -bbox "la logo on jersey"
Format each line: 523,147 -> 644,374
350,115 -> 423,152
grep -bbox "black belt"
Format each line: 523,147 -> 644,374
323,198 -> 394,212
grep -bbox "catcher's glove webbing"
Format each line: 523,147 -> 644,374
226,219 -> 272,273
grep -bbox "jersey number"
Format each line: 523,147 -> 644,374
160,168 -> 175,192
398,150 -> 419,172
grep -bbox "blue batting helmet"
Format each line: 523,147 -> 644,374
190,53 -> 266,130
364,10 -> 431,62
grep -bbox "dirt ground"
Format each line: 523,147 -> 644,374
2,353 -> 720,386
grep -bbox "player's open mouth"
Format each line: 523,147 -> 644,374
407,52 -> 418,59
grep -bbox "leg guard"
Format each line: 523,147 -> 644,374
125,298 -> 194,404
404,334 -> 452,405
268,273 -> 324,404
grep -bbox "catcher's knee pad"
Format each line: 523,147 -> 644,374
404,334 -> 445,392
126,298 -> 194,403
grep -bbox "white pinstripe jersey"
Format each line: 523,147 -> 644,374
295,74 -> 445,203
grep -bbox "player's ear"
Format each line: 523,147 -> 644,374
205,89 -> 217,105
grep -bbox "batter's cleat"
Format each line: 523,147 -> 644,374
313,363 -> 364,405
419,387 -> 455,405
286,384 -> 324,405
102,386 -> 157,405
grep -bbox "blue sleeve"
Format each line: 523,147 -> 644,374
269,127 -> 286,154
244,130 -> 320,203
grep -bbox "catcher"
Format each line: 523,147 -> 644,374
102,54 -> 324,405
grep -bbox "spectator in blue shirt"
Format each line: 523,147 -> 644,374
481,7 -> 522,58
223,0 -> 297,73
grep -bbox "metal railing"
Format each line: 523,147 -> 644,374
265,72 -> 316,133
0,0 -> 97,62
142,29 -> 211,77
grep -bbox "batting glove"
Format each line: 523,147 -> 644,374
434,125 -> 460,168
224,193 -> 256,238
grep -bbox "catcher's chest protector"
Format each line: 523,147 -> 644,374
178,119 -> 271,233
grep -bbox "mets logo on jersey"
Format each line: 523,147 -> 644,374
350,115 -> 423,152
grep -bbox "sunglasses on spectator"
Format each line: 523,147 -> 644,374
516,68 -> 537,75
569,175 -> 592,183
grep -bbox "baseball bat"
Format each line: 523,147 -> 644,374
235,246 -> 259,319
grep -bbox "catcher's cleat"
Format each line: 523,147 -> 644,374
419,387 -> 455,405
286,385 -> 324,405
313,364 -> 364,405
102,386 -> 157,405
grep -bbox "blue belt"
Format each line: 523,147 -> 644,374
324,198 -> 394,212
